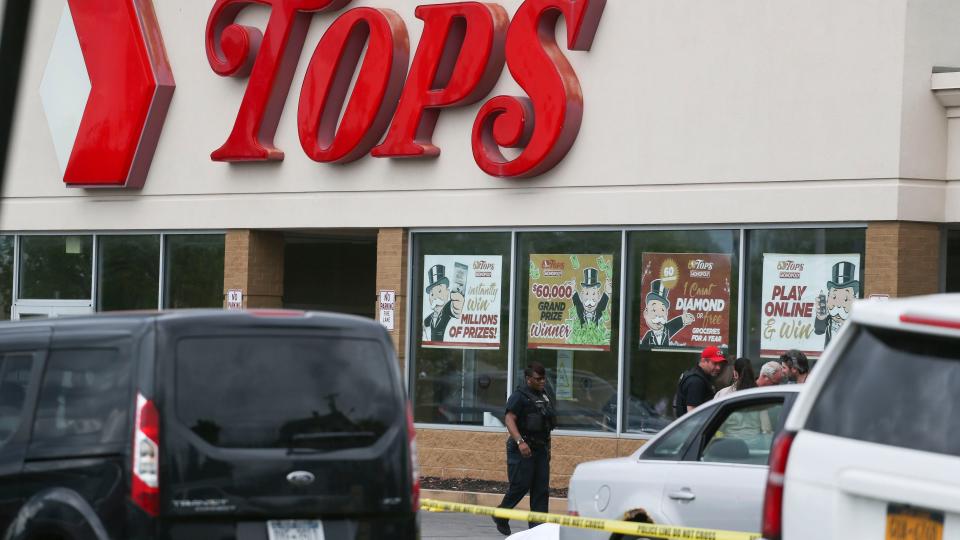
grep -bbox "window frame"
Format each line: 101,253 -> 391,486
0,351 -> 39,450
694,396 -> 786,466
409,224 -> 867,437
3,231 -> 225,319
26,345 -> 132,459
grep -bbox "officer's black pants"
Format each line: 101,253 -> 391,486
498,440 -> 550,528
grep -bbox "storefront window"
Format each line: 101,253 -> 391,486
744,228 -> 866,364
945,228 -> 960,292
163,235 -> 224,308
515,231 -> 621,432
624,230 -> 740,433
0,237 -> 13,320
18,235 -> 93,300
410,232 -> 512,426
98,235 -> 161,311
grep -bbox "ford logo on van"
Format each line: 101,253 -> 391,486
286,471 -> 315,487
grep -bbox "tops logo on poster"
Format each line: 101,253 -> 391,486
687,259 -> 715,278
540,259 -> 566,277
776,260 -> 805,279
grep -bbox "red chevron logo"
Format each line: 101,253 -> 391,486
41,0 -> 175,189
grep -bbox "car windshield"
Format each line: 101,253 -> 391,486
175,335 -> 397,450
805,324 -> 960,457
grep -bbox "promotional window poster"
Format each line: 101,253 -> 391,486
527,254 -> 614,351
638,253 -> 732,351
760,253 -> 862,358
421,255 -> 503,349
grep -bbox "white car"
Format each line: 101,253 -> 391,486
769,295 -> 960,540
563,385 -> 801,539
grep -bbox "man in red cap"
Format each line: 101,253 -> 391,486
673,346 -> 727,417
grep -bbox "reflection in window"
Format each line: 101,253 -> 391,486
0,353 -> 32,445
515,232 -> 621,432
176,336 -> 395,449
624,230 -> 740,433
98,235 -> 160,311
701,401 -> 782,465
642,407 -> 709,460
31,348 -> 129,449
806,326 -> 960,457
19,235 -> 93,300
0,236 -> 12,320
163,235 -> 224,308
411,233 -> 512,426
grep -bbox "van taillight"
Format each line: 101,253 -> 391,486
132,393 -> 160,517
406,402 -> 420,513
761,431 -> 796,540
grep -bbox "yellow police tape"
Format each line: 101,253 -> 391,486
420,498 -> 761,540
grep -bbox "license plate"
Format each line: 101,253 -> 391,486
267,520 -> 325,540
885,504 -> 944,540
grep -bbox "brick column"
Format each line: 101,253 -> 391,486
865,222 -> 942,298
223,230 -> 285,308
376,228 -> 408,371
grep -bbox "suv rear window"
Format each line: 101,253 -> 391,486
805,324 -> 960,457
175,335 -> 397,450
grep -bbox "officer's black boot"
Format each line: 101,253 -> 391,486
493,515 -> 511,535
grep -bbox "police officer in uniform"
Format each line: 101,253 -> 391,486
494,362 -> 557,536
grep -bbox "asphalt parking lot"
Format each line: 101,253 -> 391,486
420,510 -> 509,540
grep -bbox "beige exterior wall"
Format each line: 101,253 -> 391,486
6,1 -> 960,231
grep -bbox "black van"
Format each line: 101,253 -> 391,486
0,310 -> 420,540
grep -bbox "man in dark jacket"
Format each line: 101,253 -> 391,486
674,346 -> 727,417
493,362 -> 557,536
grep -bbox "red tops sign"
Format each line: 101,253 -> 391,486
206,0 -> 606,178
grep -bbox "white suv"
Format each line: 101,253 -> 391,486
765,294 -> 960,540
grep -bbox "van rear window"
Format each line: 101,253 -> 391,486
805,325 -> 960,457
175,336 -> 397,450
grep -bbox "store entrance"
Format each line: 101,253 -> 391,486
282,232 -> 378,317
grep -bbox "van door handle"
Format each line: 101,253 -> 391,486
668,489 -> 696,501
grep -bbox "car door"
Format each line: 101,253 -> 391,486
0,327 -> 49,533
659,394 -> 787,533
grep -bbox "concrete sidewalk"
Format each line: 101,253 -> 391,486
421,510 -> 559,540
422,489 -> 567,514
420,490 -> 567,540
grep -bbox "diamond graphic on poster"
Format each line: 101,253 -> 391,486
638,253 -> 732,351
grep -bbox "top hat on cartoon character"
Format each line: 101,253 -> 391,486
827,262 -> 860,296
581,268 -> 602,288
646,279 -> 670,307
425,264 -> 450,294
